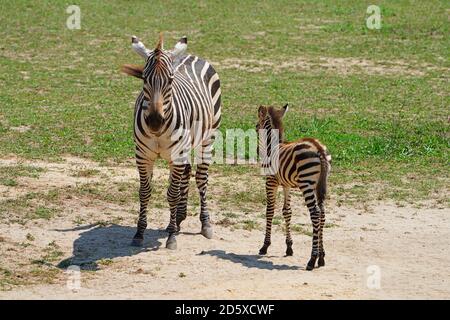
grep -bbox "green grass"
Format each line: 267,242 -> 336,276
0,0 -> 448,203
97,258 -> 114,266
292,224 -> 313,237
38,241 -> 64,263
1,179 -> 18,187
33,206 -> 57,220
240,219 -> 259,231
0,188 -> 63,223
71,168 -> 100,177
0,165 -> 46,186
0,267 -> 23,290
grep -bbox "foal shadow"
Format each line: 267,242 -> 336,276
55,224 -> 167,271
199,250 -> 300,271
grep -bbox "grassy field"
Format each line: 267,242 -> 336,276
0,0 -> 448,204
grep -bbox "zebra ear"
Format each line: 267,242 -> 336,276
258,105 -> 267,120
121,64 -> 144,79
170,36 -> 187,58
131,36 -> 151,60
281,104 -> 289,117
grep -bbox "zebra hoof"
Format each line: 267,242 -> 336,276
259,247 -> 268,255
306,258 -> 316,271
201,226 -> 213,239
131,238 -> 143,247
166,236 -> 177,250
318,257 -> 325,267
286,247 -> 293,256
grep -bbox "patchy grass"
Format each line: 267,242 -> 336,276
0,165 -> 46,179
0,165 -> 46,186
0,241 -> 64,291
97,259 -> 114,266
223,212 -> 239,219
272,217 -> 283,226
0,189 -> 63,224
33,241 -> 64,264
216,217 -> 236,228
240,219 -> 259,231
292,224 -> 313,237
71,168 -> 100,178
1,179 -> 18,187
33,206 -> 57,220
0,267 -> 25,291
0,0 -> 448,205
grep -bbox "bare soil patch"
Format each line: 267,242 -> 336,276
214,56 -> 448,77
0,157 -> 449,299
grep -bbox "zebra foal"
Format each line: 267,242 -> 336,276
122,34 -> 221,250
256,104 -> 331,270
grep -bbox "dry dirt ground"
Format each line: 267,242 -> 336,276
0,157 -> 449,299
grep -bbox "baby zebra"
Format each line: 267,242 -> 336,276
256,104 -> 331,270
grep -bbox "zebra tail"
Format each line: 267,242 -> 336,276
316,151 -> 331,205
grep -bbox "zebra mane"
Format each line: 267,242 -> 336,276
266,106 -> 285,142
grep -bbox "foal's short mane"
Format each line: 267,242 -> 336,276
267,106 -> 285,140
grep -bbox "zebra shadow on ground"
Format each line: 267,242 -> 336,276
56,224 -> 167,271
199,250 -> 301,271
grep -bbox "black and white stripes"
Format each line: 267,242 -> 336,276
257,104 -> 331,270
122,34 -> 221,249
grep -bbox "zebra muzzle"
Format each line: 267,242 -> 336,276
145,112 -> 165,132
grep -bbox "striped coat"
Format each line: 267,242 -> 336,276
257,104 -> 331,270
122,34 -> 221,249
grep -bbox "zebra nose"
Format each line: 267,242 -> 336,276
146,112 -> 165,132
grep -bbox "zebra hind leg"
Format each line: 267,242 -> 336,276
317,202 -> 326,267
176,164 -> 191,232
304,190 -> 321,271
196,163 -> 213,239
282,187 -> 293,256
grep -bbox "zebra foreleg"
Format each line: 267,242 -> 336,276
166,164 -> 185,250
175,164 -> 192,232
259,177 -> 278,255
131,161 -> 154,247
282,187 -> 293,256
196,163 -> 213,239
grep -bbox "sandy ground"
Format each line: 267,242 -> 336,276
0,157 -> 449,299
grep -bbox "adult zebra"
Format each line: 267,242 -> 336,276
122,34 -> 221,249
